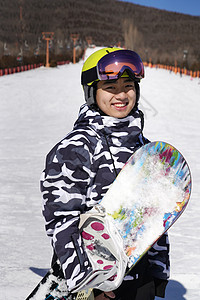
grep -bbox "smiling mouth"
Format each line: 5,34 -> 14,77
113,102 -> 128,108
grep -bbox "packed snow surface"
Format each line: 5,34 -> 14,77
0,47 -> 199,299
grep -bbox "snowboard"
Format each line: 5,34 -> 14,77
26,141 -> 191,300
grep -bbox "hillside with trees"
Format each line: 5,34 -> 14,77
0,0 -> 199,69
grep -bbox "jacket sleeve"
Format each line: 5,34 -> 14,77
41,136 -> 94,291
148,232 -> 170,297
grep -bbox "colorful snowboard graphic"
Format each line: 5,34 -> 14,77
26,141 -> 191,300
99,141 -> 191,269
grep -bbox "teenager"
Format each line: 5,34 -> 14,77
41,48 -> 170,300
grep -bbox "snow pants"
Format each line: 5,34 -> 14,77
112,253 -> 168,300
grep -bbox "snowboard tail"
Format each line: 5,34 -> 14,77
26,260 -> 94,300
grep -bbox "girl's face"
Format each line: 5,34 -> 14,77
96,77 -> 136,118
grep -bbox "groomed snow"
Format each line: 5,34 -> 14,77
0,47 -> 199,299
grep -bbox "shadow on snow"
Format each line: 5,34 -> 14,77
156,280 -> 187,300
30,267 -> 49,277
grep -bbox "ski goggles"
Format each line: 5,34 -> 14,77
81,50 -> 144,85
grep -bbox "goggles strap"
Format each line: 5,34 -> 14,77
81,66 -> 98,85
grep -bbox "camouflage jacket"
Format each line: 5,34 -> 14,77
41,104 -> 170,291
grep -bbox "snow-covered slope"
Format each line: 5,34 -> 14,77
0,47 -> 199,299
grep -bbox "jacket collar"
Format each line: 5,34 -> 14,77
74,104 -> 143,144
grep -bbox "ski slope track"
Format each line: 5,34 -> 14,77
0,48 -> 199,299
